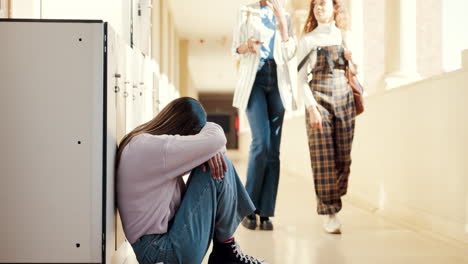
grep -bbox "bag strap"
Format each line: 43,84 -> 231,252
297,47 -> 315,72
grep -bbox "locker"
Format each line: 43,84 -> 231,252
0,19 -> 136,264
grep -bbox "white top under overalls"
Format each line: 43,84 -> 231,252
298,21 -> 345,108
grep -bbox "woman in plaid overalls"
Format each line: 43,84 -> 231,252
298,0 -> 356,234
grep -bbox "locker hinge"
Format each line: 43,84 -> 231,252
102,233 -> 106,252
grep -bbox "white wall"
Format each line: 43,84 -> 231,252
0,0 -> 9,17
349,50 -> 468,244
442,0 -> 468,71
10,0 -> 41,18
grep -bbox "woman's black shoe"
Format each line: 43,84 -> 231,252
241,214 -> 257,230
259,217 -> 273,231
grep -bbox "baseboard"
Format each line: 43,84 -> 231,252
342,193 -> 380,213
346,193 -> 468,250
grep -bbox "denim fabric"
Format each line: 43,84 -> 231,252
131,156 -> 255,264
245,60 -> 285,217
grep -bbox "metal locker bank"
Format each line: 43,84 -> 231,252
0,19 -> 138,264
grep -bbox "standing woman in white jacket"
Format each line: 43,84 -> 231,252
298,0 -> 355,234
232,0 -> 296,231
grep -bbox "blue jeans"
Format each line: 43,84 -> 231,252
245,60 -> 285,217
131,156 -> 255,264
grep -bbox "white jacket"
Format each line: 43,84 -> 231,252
232,2 -> 297,111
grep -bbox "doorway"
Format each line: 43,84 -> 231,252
199,93 -> 239,149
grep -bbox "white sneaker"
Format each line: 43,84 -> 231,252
324,214 -> 342,234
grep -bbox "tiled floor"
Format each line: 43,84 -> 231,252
200,151 -> 468,264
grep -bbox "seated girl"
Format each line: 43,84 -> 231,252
116,97 -> 266,264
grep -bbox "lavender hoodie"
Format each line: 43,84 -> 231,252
117,122 -> 226,244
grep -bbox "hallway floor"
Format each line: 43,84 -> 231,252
201,151 -> 468,264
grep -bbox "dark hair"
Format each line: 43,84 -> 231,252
115,97 -> 207,167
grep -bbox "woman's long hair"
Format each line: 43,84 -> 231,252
303,0 -> 348,34
115,97 -> 207,167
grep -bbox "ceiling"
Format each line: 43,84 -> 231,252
167,0 -> 303,94
167,0 -> 253,40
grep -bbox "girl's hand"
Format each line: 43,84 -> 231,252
237,38 -> 264,54
266,0 -> 289,41
202,152 -> 228,180
266,0 -> 287,24
308,106 -> 324,134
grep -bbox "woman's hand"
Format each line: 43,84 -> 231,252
266,0 -> 287,25
202,152 -> 228,180
266,0 -> 289,41
308,105 -> 323,134
237,38 -> 264,54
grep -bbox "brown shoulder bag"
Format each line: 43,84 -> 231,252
345,62 -> 365,115
342,31 -> 365,115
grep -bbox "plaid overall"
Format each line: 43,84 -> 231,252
305,45 -> 356,215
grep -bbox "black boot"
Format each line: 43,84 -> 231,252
208,239 -> 267,264
259,217 -> 273,231
241,214 -> 257,230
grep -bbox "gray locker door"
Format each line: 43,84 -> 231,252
0,20 -> 104,263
